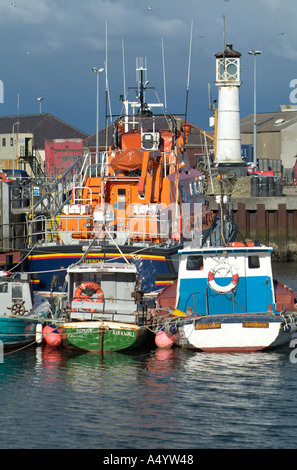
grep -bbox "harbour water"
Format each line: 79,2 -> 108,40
1,262 -> 297,451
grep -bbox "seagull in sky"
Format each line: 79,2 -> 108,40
10,3 -> 16,6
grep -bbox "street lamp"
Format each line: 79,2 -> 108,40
12,121 -> 20,177
37,97 -> 44,113
248,50 -> 262,166
92,67 -> 104,159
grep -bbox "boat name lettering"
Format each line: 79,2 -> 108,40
68,328 -> 97,335
83,259 -> 103,264
112,330 -> 136,337
242,322 -> 269,328
195,322 -> 221,330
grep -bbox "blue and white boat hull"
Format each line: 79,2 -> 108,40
173,314 -> 292,352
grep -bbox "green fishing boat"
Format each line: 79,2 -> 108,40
59,262 -> 151,353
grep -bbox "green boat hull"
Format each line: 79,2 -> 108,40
61,321 -> 149,353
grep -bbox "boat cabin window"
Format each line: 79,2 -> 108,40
186,255 -> 204,271
248,255 -> 260,269
12,285 -> 22,300
0,283 -> 8,293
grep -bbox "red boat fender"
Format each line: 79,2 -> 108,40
43,325 -> 62,348
155,330 -> 175,349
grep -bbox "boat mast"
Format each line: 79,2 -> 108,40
184,20 -> 193,150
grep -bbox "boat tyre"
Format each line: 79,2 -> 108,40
207,263 -> 239,295
74,282 -> 104,303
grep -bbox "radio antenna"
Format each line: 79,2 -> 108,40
162,37 -> 167,112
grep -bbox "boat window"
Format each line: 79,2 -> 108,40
248,255 -> 260,269
12,285 -> 22,300
186,255 -> 204,271
0,283 -> 8,293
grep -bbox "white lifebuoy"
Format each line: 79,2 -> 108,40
207,263 -> 239,295
35,321 -> 43,346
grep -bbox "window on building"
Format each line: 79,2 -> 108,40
10,138 -> 13,146
2,138 -> 6,147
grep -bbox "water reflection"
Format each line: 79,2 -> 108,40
272,262 -> 297,293
0,264 -> 297,450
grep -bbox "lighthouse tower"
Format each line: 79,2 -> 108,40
215,44 -> 246,173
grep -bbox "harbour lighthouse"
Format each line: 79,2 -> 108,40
214,44 -> 246,174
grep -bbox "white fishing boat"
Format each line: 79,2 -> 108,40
152,242 -> 297,352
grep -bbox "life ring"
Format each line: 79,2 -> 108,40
228,242 -> 254,247
207,263 -> 239,295
74,282 -> 104,303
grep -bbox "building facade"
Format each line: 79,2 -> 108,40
241,107 -> 297,171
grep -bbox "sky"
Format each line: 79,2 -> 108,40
0,0 -> 296,137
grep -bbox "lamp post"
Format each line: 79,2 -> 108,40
37,97 -> 44,113
92,67 -> 104,158
12,121 -> 20,177
248,50 -> 262,166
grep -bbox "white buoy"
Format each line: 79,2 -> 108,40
35,322 -> 43,346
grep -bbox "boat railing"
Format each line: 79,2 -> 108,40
69,297 -> 146,323
0,220 -> 27,251
57,212 -> 202,246
26,214 -> 61,246
77,151 -> 112,183
63,212 -> 177,242
77,150 -> 178,182
71,186 -> 93,206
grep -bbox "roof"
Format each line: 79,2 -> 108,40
241,110 -> 297,134
0,113 -> 89,149
215,44 -> 241,59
